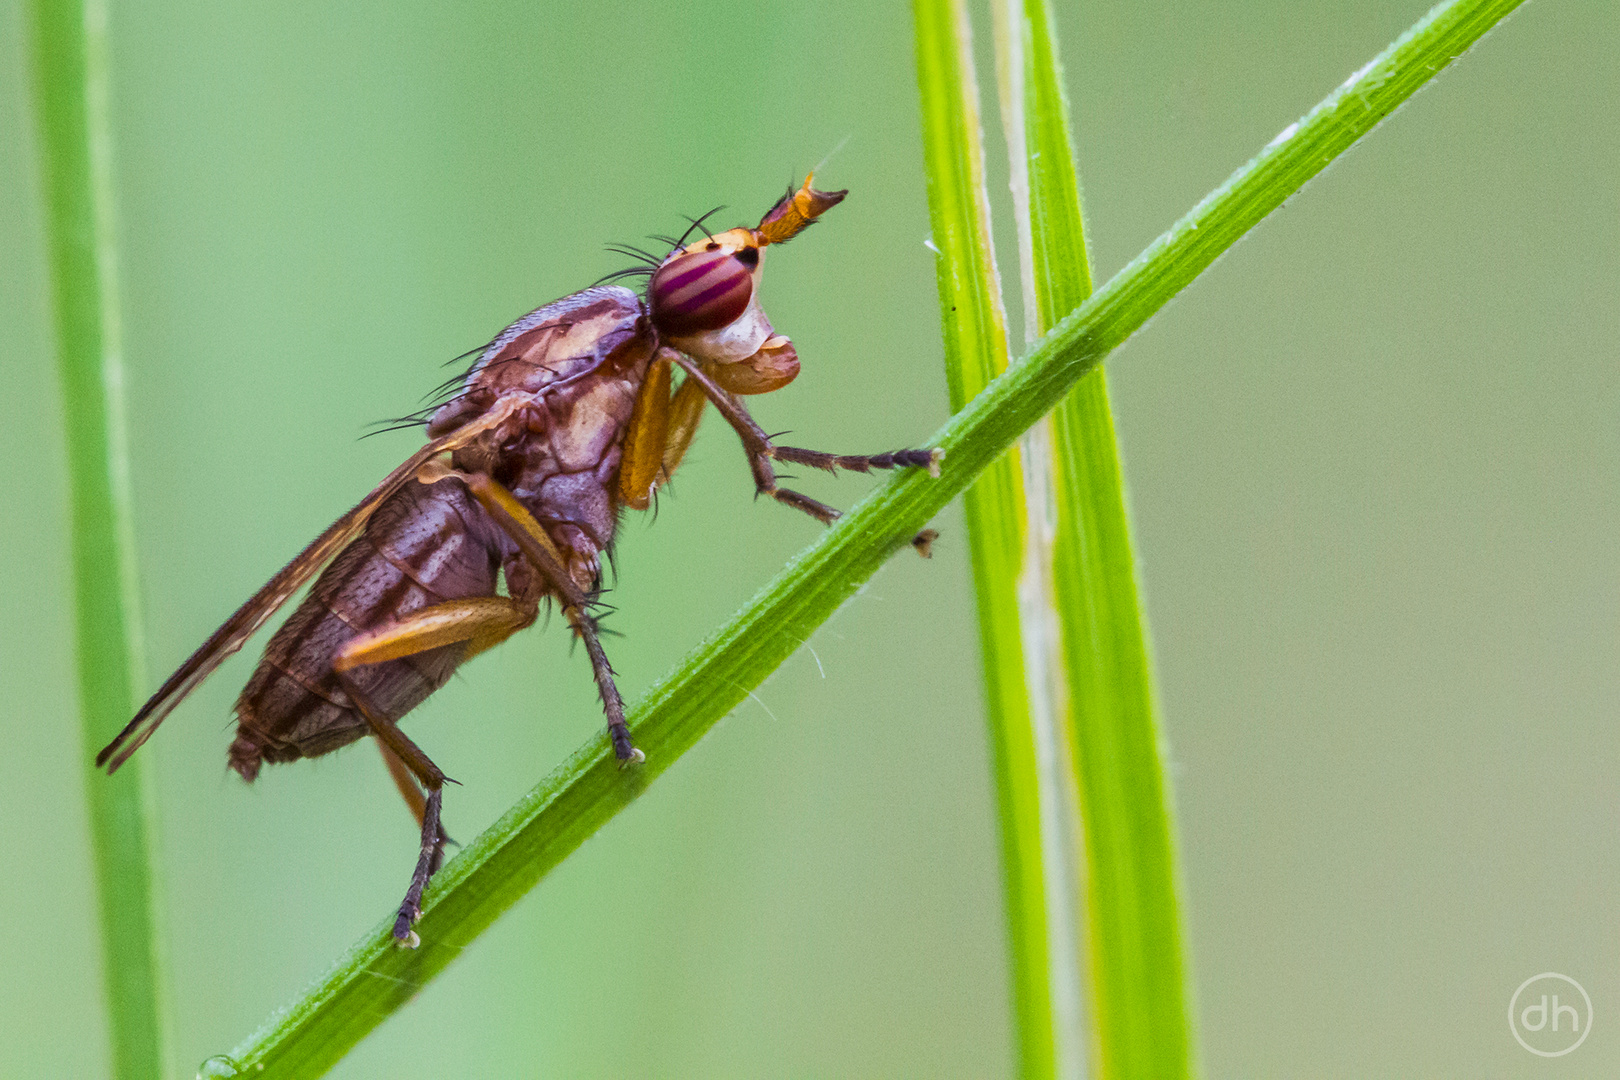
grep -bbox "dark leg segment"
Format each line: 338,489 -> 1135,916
330,595 -> 535,940
336,672 -> 449,788
379,741 -> 451,871
394,786 -> 442,945
671,357 -> 942,532
772,445 -> 942,475
566,606 -> 640,762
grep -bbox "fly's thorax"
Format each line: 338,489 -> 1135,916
428,286 -> 650,438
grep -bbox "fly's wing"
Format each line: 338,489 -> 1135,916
96,396 -> 525,773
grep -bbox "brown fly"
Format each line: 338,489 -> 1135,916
95,177 -> 942,946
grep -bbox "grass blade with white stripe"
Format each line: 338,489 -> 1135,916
994,0 -> 1196,1075
916,0 -> 1067,1075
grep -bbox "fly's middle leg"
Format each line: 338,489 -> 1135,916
563,604 -> 638,762
333,594 -> 538,944
422,466 -> 645,766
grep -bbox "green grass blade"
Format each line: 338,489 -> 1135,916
996,1 -> 1196,1077
215,1 -> 1524,1072
914,1 -> 1067,1077
29,0 -> 169,1077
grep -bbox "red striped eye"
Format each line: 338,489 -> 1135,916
649,245 -> 756,337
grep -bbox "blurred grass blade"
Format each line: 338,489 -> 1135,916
914,0 -> 1074,1077
993,0 -> 1195,1076
29,0 -> 169,1077
220,1 -> 1523,1073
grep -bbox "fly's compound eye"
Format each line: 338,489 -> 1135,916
649,245 -> 757,338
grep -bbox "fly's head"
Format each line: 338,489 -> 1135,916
648,175 -> 846,395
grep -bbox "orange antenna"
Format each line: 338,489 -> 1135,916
756,174 -> 847,245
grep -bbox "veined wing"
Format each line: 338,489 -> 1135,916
96,396 -> 524,773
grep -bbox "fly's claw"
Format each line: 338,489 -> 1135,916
609,722 -> 644,767
393,903 -> 423,946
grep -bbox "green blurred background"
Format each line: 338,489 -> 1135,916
3,0 -> 1615,1075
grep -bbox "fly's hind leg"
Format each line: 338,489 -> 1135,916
334,596 -> 535,788
332,671 -> 444,946
378,742 -> 451,871
670,357 -> 942,539
333,595 -> 537,945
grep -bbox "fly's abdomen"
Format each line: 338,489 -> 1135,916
230,479 -> 505,780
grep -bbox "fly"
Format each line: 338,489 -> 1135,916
95,177 -> 942,946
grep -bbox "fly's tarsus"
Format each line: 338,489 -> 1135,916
393,786 -> 443,944
771,445 -> 941,475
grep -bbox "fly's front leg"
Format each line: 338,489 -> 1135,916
420,463 -> 644,765
333,594 -> 538,944
671,357 -> 943,535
